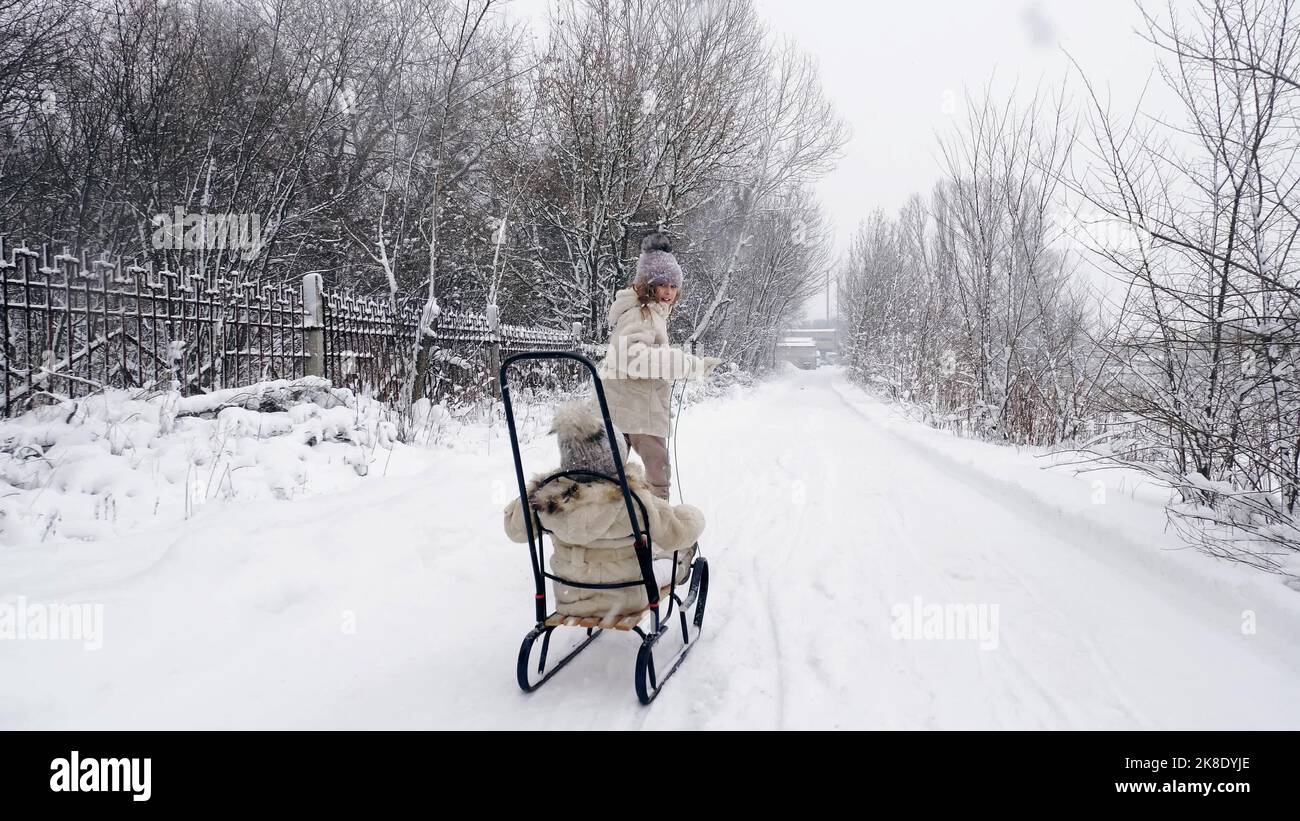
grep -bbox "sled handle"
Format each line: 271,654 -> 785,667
499,351 -> 659,624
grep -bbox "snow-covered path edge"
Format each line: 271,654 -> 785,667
827,375 -> 1300,665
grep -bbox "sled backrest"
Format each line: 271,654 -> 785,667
499,351 -> 659,624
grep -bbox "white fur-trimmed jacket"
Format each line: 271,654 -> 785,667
598,288 -> 715,437
502,463 -> 705,617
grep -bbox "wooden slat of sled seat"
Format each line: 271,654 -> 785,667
544,585 -> 674,631
542,610 -> 645,631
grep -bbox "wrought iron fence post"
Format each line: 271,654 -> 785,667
302,273 -> 325,378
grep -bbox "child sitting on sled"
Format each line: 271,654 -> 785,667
502,400 -> 704,619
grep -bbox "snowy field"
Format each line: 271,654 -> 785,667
2,366 -> 1298,729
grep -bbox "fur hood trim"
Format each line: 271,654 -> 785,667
526,462 -> 650,517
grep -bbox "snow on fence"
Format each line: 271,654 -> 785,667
318,288 -> 596,403
0,238 -> 597,416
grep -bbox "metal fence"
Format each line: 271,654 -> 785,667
317,286 -> 592,403
0,238 -> 596,416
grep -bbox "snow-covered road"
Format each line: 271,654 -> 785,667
4,367 -> 1298,729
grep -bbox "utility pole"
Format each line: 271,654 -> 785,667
825,270 -> 830,321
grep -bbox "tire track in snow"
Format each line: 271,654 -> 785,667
666,381 -> 791,727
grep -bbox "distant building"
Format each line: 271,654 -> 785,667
775,335 -> 818,368
775,326 -> 839,368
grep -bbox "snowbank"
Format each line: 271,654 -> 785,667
0,380 -> 434,547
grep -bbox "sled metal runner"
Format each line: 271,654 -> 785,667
500,350 -> 710,705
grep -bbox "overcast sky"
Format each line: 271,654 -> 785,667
753,0 -> 1189,318
502,0 -> 1187,320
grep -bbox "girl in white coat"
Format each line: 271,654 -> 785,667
599,232 -> 721,499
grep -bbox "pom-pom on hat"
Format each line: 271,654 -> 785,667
551,400 -> 628,477
634,232 -> 683,290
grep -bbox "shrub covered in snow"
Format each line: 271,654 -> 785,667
677,362 -> 755,406
0,379 -> 410,546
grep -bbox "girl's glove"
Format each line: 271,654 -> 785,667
701,356 -> 724,375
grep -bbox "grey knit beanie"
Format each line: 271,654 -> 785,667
551,400 -> 629,477
634,232 -> 683,290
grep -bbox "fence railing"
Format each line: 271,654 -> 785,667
0,239 -> 597,416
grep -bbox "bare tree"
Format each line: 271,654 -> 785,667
841,83 -> 1090,444
687,40 -> 848,350
1072,0 -> 1300,569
